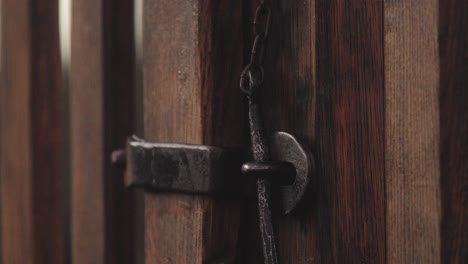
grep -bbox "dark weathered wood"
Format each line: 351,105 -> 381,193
143,0 -> 244,263
384,1 -> 441,262
239,0 -> 319,263
0,0 -> 65,263
103,0 -> 139,263
439,0 -> 468,263
30,1 -> 65,263
70,0 -> 105,262
315,0 -> 386,262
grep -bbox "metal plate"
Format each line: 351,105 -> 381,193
270,131 -> 315,214
125,136 -> 245,194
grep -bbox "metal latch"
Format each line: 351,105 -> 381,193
112,131 -> 314,214
118,135 -> 246,195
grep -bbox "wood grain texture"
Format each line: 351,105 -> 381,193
1,0 -> 65,263
240,0 -> 319,263
103,0 -> 139,263
143,0 -> 244,263
315,0 -> 386,262
0,1 -> 33,263
439,0 -> 468,263
384,0 -> 441,263
30,1 -> 65,262
70,0 -> 105,262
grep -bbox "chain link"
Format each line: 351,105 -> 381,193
239,0 -> 271,97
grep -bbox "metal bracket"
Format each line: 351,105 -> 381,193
114,132 -> 315,214
123,135 -> 245,195
270,132 -> 315,214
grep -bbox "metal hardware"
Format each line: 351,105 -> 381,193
241,132 -> 314,215
112,132 -> 313,203
122,135 -> 245,194
241,161 -> 295,185
239,0 -> 271,97
269,132 -> 314,215
106,0 -> 315,262
237,0 -> 317,262
239,0 -> 280,262
109,1 -> 313,262
242,93 -> 279,264
111,148 -> 126,169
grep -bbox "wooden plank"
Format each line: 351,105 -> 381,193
143,0 -> 244,262
315,0 -> 386,262
384,0 -> 441,263
102,0 -> 139,263
0,1 -> 33,262
238,0 -> 319,263
0,0 -> 65,263
134,0 -> 145,262
70,0 -> 105,262
29,1 -> 65,262
71,0 -> 140,262
439,0 -> 468,263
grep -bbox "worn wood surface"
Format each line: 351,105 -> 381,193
103,0 -> 139,263
439,0 -> 468,263
315,0 -> 386,263
0,0 -> 65,263
29,1 -> 65,262
143,0 -> 244,263
0,1 -> 465,263
0,2 -> 33,262
239,0 -> 319,263
70,0 -> 105,262
384,1 -> 441,263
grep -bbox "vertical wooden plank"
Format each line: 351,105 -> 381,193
198,0 -> 245,260
71,0 -> 140,262
0,1 -> 33,262
30,1 -> 65,262
0,0 -> 65,263
242,0 -> 319,263
134,1 -> 145,263
384,0 -> 441,263
144,1 -> 202,261
315,0 -> 386,262
70,0 -> 105,262
143,0 -> 244,262
103,0 -> 139,263
439,0 -> 468,263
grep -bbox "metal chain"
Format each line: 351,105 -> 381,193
239,1 -> 279,263
239,0 -> 271,98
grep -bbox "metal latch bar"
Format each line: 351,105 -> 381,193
113,132 -> 315,214
124,136 -> 246,195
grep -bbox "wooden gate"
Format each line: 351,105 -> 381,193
0,0 -> 466,263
